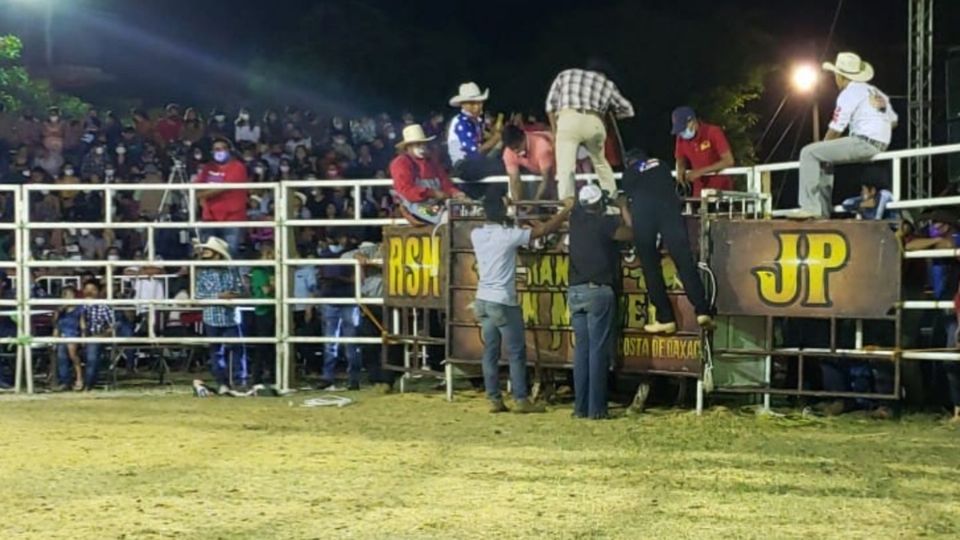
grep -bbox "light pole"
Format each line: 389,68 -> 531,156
791,64 -> 820,142
12,0 -> 54,65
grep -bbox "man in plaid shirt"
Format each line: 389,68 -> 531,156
194,236 -> 245,391
81,279 -> 113,390
546,60 -> 634,202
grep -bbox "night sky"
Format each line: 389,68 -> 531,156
2,0 -> 959,162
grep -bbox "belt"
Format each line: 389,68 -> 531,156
852,134 -> 888,152
563,108 -> 603,118
572,281 -> 611,289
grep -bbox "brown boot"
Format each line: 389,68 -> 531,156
512,399 -> 545,414
488,399 -> 509,413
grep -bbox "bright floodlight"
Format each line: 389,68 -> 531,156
791,64 -> 819,94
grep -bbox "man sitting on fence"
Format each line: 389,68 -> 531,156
193,236 -> 245,393
789,52 -> 898,219
390,125 -> 466,225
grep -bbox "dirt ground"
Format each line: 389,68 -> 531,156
1,387 -> 959,540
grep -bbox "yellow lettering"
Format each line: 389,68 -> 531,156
554,256 -> 569,287
420,236 -> 440,297
520,292 -> 539,325
388,238 -> 402,295
751,232 -> 802,306
803,233 -> 848,306
537,256 -> 554,286
404,239 -> 420,295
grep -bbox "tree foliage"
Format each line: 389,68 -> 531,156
0,35 -> 87,116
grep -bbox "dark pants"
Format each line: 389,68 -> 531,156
631,186 -> 710,322
205,324 -> 243,387
294,310 -> 321,373
569,284 -> 615,418
454,156 -> 507,200
251,312 -> 276,385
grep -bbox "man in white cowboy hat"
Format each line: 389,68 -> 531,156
193,236 -> 246,392
546,59 -> 634,203
390,124 -> 465,225
790,52 -> 898,219
447,81 -> 506,197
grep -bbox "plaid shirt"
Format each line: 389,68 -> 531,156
195,267 -> 244,327
545,69 -> 635,119
84,303 -> 114,335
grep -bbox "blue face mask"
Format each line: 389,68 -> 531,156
680,127 -> 696,140
213,150 -> 230,163
328,244 -> 344,254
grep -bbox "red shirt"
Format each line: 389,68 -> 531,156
389,154 -> 462,203
674,122 -> 733,197
195,159 -> 248,221
155,117 -> 183,144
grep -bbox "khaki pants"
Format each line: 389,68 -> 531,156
555,109 -> 616,201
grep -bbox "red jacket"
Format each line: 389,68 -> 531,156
389,154 -> 462,203
155,117 -> 183,144
194,159 -> 248,221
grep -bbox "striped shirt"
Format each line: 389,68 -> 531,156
545,69 -> 635,119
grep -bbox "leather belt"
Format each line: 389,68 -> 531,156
852,134 -> 888,152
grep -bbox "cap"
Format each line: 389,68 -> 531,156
578,184 -> 604,205
671,106 -> 696,135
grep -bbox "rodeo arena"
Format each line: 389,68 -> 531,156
5,4 -> 960,537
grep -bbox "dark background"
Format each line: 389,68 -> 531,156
2,0 -> 959,166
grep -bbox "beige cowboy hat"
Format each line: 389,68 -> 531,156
448,82 -> 490,107
395,124 -> 436,149
822,52 -> 874,82
193,236 -> 232,260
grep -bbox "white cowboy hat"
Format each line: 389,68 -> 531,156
194,236 -> 232,260
293,191 -> 307,203
448,82 -> 490,107
822,52 -> 874,83
395,124 -> 436,149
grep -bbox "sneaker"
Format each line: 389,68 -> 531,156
347,382 -> 360,391
217,385 -> 231,396
512,399 -> 545,414
643,321 -> 677,334
697,315 -> 716,331
324,384 -> 347,392
488,399 -> 509,413
314,379 -> 334,390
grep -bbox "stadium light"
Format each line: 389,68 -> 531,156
791,64 -> 819,94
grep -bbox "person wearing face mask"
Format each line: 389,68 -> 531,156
81,142 -> 110,180
501,124 -> 556,201
331,134 -> 356,162
235,109 -> 261,144
181,108 -> 205,144
194,137 -> 249,256
155,103 -> 183,147
193,236 -> 246,393
42,106 -> 65,154
77,228 -> 107,260
56,164 -> 81,220
207,110 -> 230,139
671,106 -> 735,198
390,125 -> 466,225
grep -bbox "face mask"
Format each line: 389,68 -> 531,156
239,113 -> 249,121
50,116 -> 59,123
213,150 -> 230,163
107,254 -> 119,261
280,165 -> 290,173
334,137 -> 346,145
215,115 -> 226,122
411,146 -> 427,159
34,237 -> 45,246
386,132 -> 396,140
680,127 -> 696,140
95,147 -> 104,155
333,120 -> 344,129
80,229 -> 90,236
22,170 -> 30,178
105,169 -> 115,177
255,166 -> 265,175
194,152 -> 203,160
116,146 -> 126,155
41,190 -> 50,196
64,168 -> 74,176
328,244 -> 344,254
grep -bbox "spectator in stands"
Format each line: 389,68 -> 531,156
234,108 -> 259,144
447,82 -> 504,197
671,106 -> 735,197
80,142 -> 110,180
132,109 -> 155,142
470,190 -> 570,413
207,110 -> 230,140
318,233 -> 358,391
249,240 -> 276,385
568,184 -> 632,419
292,244 -> 320,376
42,106 -> 65,154
193,236 -> 245,392
56,164 -> 81,220
331,133 -> 356,162
80,279 -> 113,390
390,125 -> 465,225
261,109 -> 283,143
53,285 -> 84,391
502,124 -> 555,201
102,111 -> 122,146
182,108 -> 204,144
285,127 -> 312,155
195,137 -> 249,255
155,104 -> 183,147
841,167 -> 898,221
77,228 -> 107,260
790,52 -> 898,219
34,145 -> 64,177
546,61 -> 634,202
422,111 -> 445,140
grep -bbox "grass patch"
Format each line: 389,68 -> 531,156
1,388 -> 959,539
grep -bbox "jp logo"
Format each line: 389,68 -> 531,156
750,231 -> 849,308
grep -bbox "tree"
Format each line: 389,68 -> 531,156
0,34 -> 86,116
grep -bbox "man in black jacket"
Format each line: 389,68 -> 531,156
623,150 -> 713,334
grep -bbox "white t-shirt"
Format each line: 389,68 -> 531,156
828,81 -> 898,145
235,124 -> 261,144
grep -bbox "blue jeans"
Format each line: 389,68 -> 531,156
474,299 -> 528,401
321,305 -> 362,384
202,227 -> 241,256
57,343 -> 77,386
206,324 -> 243,387
569,284 -> 615,418
115,317 -> 135,367
83,343 -> 103,389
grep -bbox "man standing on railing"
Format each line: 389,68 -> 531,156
670,106 -> 735,197
195,137 -> 249,255
391,125 -> 466,225
194,236 -> 245,393
471,191 -> 572,413
546,60 -> 634,204
790,52 -> 898,220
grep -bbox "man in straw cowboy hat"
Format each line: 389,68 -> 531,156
193,236 -> 246,393
389,123 -> 466,225
789,52 -> 898,219
447,81 -> 506,198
